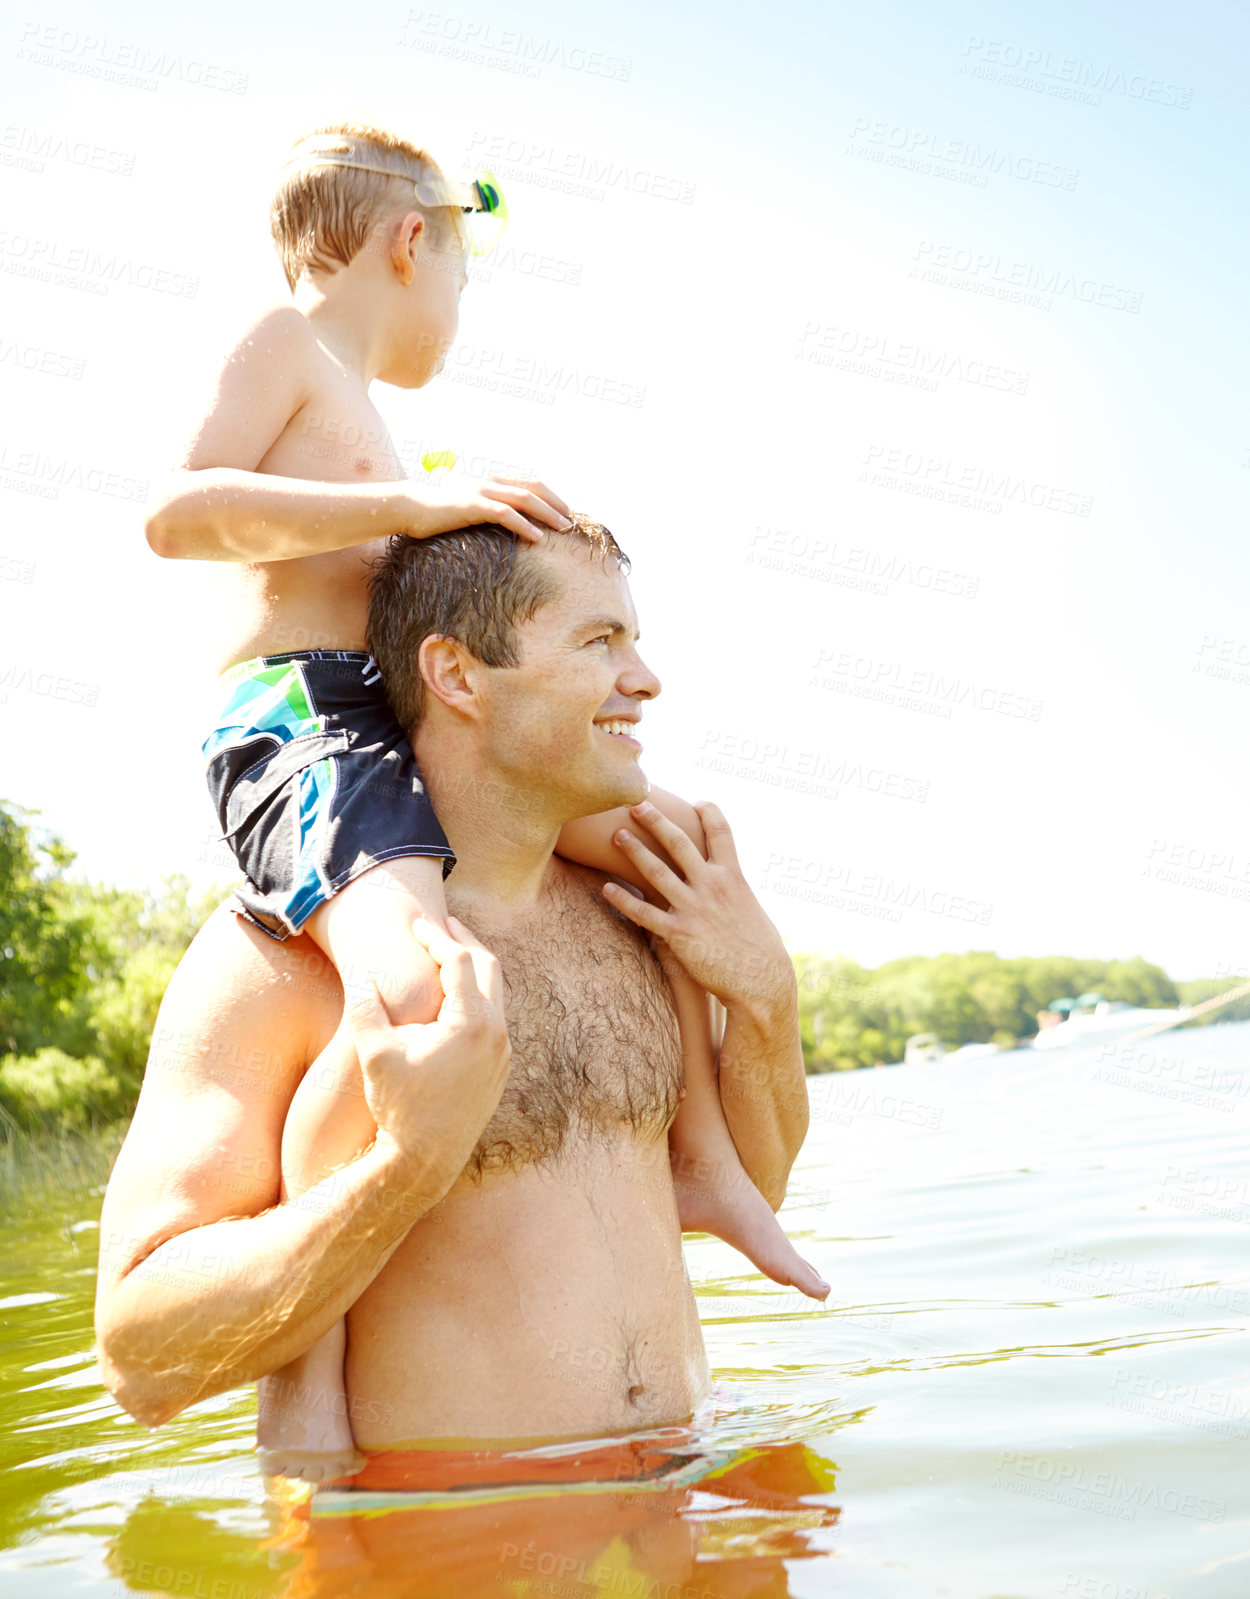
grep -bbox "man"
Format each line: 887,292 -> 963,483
94,516 -> 816,1471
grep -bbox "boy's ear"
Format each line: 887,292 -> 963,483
389,212 -> 426,284
418,634 -> 482,719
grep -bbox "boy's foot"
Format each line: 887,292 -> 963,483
256,1324 -> 360,1484
674,1168 -> 830,1301
258,1444 -> 366,1484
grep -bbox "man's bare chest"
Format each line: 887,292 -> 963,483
455,884 -> 685,1179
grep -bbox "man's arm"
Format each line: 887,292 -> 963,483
143,305 -> 568,560
95,910 -> 509,1427
601,802 -> 809,1209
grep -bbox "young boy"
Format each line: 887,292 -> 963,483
147,121 -> 827,1477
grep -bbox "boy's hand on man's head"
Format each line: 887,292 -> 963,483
405,474 -> 572,544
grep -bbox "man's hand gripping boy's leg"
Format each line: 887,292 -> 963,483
257,856 -> 448,1481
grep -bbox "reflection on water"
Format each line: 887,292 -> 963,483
3,1023 -> 1250,1597
269,1428 -> 838,1598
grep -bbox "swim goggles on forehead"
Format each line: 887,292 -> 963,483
278,137 -> 508,256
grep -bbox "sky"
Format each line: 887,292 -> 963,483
0,0 -> 1247,982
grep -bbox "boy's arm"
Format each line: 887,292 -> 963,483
595,802 -> 809,1207
144,305 -> 569,560
556,787 -> 707,900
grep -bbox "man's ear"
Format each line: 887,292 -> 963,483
418,634 -> 482,719
388,211 -> 426,285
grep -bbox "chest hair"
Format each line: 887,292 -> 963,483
451,869 -> 684,1180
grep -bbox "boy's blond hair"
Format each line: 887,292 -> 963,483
270,121 -> 464,291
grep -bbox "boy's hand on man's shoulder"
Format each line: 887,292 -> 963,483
404,474 -> 572,544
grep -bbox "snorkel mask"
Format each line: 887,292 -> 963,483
277,135 -> 509,258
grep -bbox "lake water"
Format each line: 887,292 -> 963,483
3,1019 -> 1249,1598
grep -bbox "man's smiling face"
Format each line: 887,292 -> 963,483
476,537 -> 660,818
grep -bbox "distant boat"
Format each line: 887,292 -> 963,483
904,1032 -> 947,1066
1031,996 -> 1182,1051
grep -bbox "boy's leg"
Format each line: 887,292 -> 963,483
203,655 -> 454,1475
666,966 -> 829,1302
311,856 -> 449,1011
557,791 -> 826,1297
257,856 -> 448,1478
257,1018 -> 362,1477
287,855 -> 449,1155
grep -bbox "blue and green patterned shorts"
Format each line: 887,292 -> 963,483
202,650 -> 453,941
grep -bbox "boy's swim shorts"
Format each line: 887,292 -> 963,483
202,650 -> 453,942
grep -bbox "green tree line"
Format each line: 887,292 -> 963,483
1,800 -> 1246,1128
0,801 -> 224,1134
796,950 -> 1248,1072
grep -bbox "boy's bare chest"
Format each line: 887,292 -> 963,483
262,368 -> 407,486
211,365 -> 408,665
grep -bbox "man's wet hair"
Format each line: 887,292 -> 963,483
368,513 -> 629,733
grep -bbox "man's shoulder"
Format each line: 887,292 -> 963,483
180,898 -> 327,978
156,904 -> 340,1072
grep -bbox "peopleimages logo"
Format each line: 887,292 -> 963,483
0,445 -> 147,502
1,123 -> 136,175
0,232 -> 198,298
0,663 -> 100,707
810,647 -> 1044,722
399,12 -> 632,82
862,442 -> 1093,517
763,851 -> 994,926
464,130 -> 695,204
439,342 -> 645,408
846,115 -> 1079,189
0,336 -> 85,379
695,730 -> 930,805
15,23 -> 249,93
993,1451 -> 1224,1522
959,36 -> 1192,110
746,527 -> 980,600
796,319 -> 1030,395
911,239 -> 1143,314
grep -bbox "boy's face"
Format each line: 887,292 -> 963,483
379,210 -> 468,389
